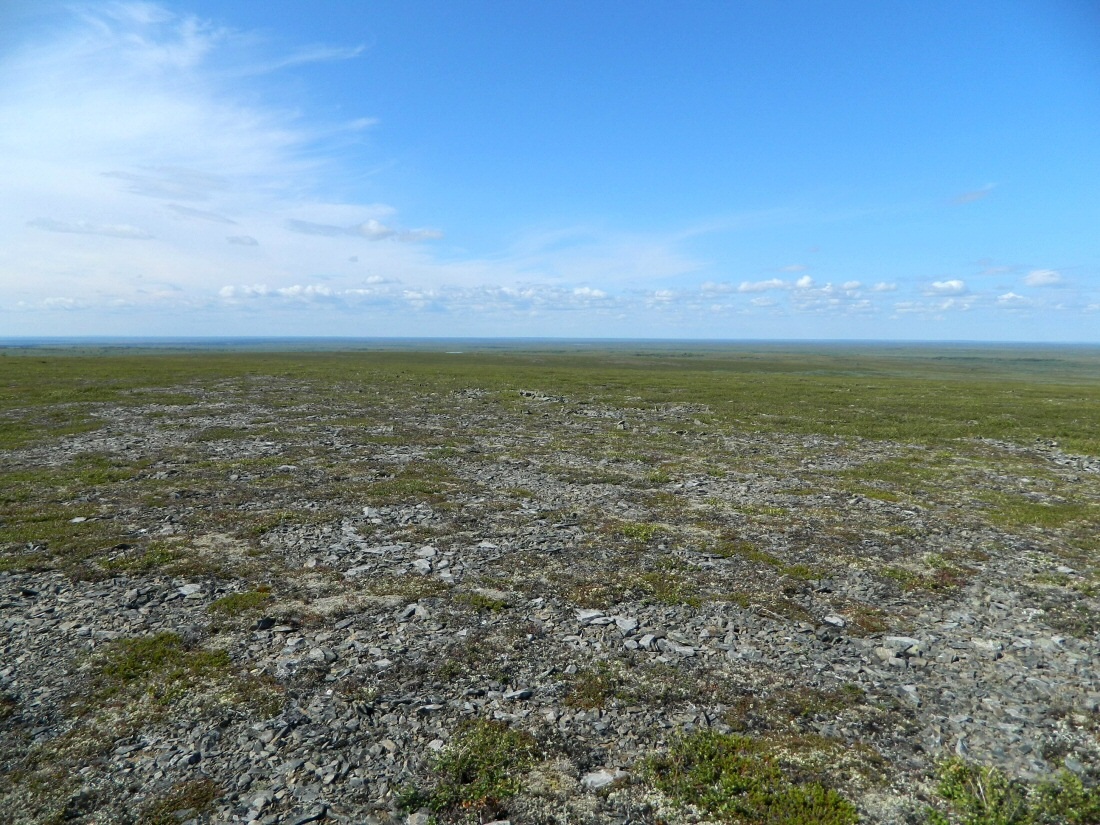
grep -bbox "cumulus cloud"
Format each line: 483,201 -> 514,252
997,292 -> 1031,307
219,284 -> 270,298
871,282 -> 898,292
794,275 -> 814,289
573,286 -> 607,299
841,281 -> 861,290
27,218 -> 153,239
1023,269 -> 1062,287
926,279 -> 967,296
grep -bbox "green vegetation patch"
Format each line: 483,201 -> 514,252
646,730 -> 858,824
977,492 -> 1096,530
616,520 -> 662,543
92,632 -> 231,706
208,587 -> 272,616
400,718 -> 540,822
566,659 -> 736,711
364,461 -> 459,505
928,758 -> 1100,825
141,778 -> 222,825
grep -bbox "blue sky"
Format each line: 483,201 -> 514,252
2,1 -> 1098,340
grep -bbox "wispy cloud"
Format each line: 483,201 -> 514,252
952,184 -> 996,204
27,218 -> 154,239
167,204 -> 237,224
1023,268 -> 1062,287
103,169 -> 229,201
286,218 -> 442,242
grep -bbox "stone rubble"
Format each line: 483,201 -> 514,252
2,385 -> 1098,824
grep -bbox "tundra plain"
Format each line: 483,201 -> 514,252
1,343 -> 1098,824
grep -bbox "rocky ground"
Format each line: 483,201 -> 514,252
1,366 -> 1098,824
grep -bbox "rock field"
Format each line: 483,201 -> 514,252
2,373 -> 1098,824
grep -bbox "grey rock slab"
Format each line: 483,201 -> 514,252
581,768 -> 629,790
575,608 -> 605,624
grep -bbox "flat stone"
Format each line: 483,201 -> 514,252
581,768 -> 628,790
657,639 -> 695,657
576,609 -> 605,624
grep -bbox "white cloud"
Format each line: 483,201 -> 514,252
27,218 -> 154,239
1023,269 -> 1062,287
997,292 -> 1031,307
871,282 -> 897,292
226,235 -> 258,246
737,278 -> 786,293
841,280 -> 861,291
42,296 -> 85,310
927,279 -> 967,295
167,204 -> 237,224
952,183 -> 996,204
700,281 -> 734,294
794,275 -> 814,289
573,286 -> 607,299
219,284 -> 269,298
780,264 -> 806,272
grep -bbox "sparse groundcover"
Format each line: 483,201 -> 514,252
399,718 -> 541,822
927,758 -> 1100,824
92,632 -> 231,706
208,586 -> 272,616
2,345 -> 1100,824
645,730 -> 859,824
141,778 -> 222,825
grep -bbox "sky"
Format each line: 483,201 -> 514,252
1,1 -> 1099,341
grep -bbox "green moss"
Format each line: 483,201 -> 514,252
646,730 -> 858,824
